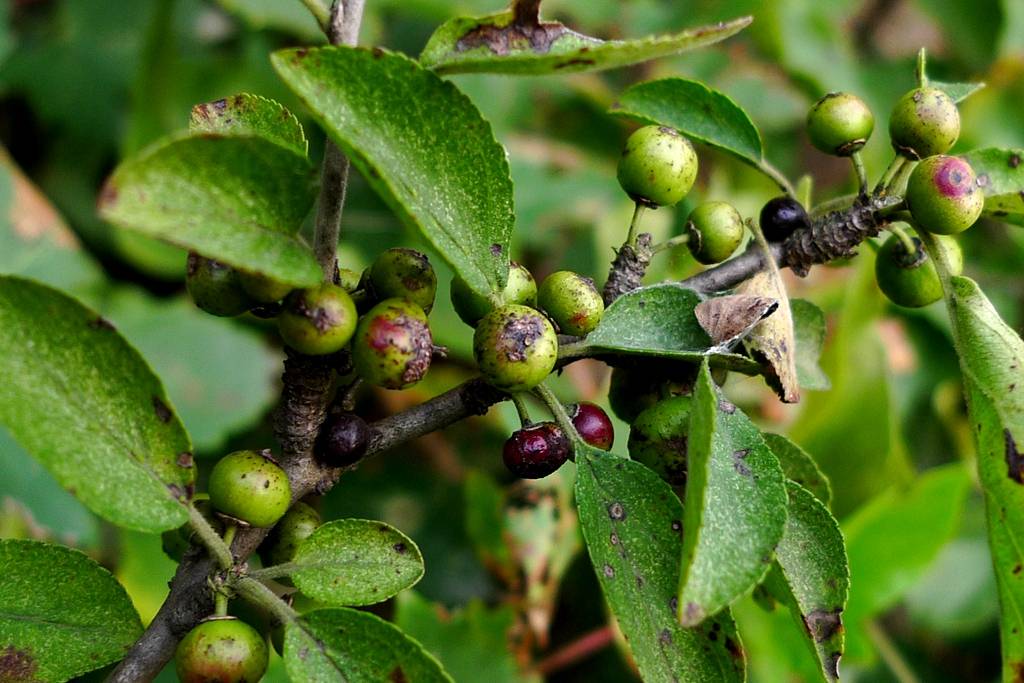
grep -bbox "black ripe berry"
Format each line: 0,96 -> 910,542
569,402 -> 614,450
315,412 -> 370,467
759,196 -> 810,242
503,422 -> 571,479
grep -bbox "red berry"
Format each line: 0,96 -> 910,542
502,422 -> 571,479
569,402 -> 614,450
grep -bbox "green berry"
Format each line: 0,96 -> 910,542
607,363 -> 694,423
537,271 -> 604,337
617,125 -> 699,207
352,298 -> 433,389
337,267 -> 361,292
259,501 -> 320,582
889,87 -> 960,159
208,450 -> 291,528
905,155 -> 984,235
175,616 -> 268,683
806,92 -> 874,156
277,283 -> 358,355
368,248 -> 437,313
628,396 -> 693,487
237,271 -> 292,304
450,262 -> 537,327
473,304 -> 557,392
875,232 -> 963,308
186,252 -> 253,317
686,202 -> 745,265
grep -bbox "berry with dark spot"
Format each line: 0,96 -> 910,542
367,248 -> 437,313
875,232 -> 962,308
474,304 -> 558,392
185,252 -> 253,317
237,270 -> 292,304
628,396 -> 693,487
806,92 -> 874,156
450,262 -> 537,327
175,616 -> 268,683
537,271 -> 604,336
315,411 -> 371,467
905,155 -> 983,235
259,501 -> 320,582
759,196 -> 810,242
352,298 -> 433,389
208,450 -> 291,528
277,283 -> 358,356
503,422 -> 571,479
686,201 -> 745,265
617,125 -> 699,207
569,402 -> 614,450
889,87 -> 960,159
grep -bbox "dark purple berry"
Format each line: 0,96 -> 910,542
503,422 -> 571,479
759,196 -> 810,242
315,412 -> 370,467
569,402 -> 614,450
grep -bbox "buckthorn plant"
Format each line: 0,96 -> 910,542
0,3 -> 1020,683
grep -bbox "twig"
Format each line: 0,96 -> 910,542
533,625 -> 614,676
865,619 -> 921,683
300,0 -> 329,29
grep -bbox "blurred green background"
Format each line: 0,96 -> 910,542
0,0 -> 1020,680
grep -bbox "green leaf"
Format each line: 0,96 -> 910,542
420,10 -> 752,76
931,80 -> 986,103
99,134 -> 321,287
0,277 -> 193,532
463,470 -> 517,582
842,463 -> 970,661
272,46 -> 513,298
213,0 -> 324,40
291,519 -> 424,606
792,299 -> 830,391
190,93 -> 308,159
284,608 -> 452,682
581,285 -> 763,374
678,361 -> 788,626
963,147 -> 1024,226
610,78 -> 763,165
394,592 -> 537,683
763,482 -> 849,683
575,445 -> 746,682
0,539 -> 143,681
762,433 -> 832,506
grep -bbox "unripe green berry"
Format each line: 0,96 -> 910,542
889,87 -> 960,159
875,233 -> 963,308
186,252 -> 253,317
806,92 -> 874,156
617,125 -> 698,207
473,304 -> 557,392
537,271 -> 604,337
450,262 -> 536,327
608,363 -> 695,423
175,616 -> 268,683
259,501 -> 320,581
337,267 -> 361,292
277,283 -> 358,356
686,201 -> 745,265
238,271 -> 292,304
208,450 -> 291,528
628,396 -> 693,487
905,155 -> 984,235
368,248 -> 437,313
352,298 -> 433,389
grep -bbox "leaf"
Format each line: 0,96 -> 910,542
931,80 -> 986,103
272,46 -> 513,298
0,277 -> 193,532
963,147 -> 1024,226
190,93 -> 308,158
792,299 -> 830,391
678,362 -> 788,626
463,470 -> 517,582
737,264 -> 801,403
762,433 -> 832,506
0,539 -> 143,682
842,463 -> 970,661
610,78 -> 764,166
99,134 -> 321,287
291,519 -> 424,606
213,0 -> 324,40
763,482 -> 849,683
284,608 -> 452,682
581,285 -> 763,374
419,8 -> 752,76
574,445 -> 746,682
